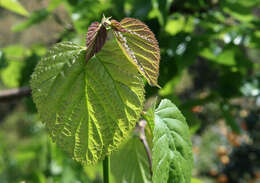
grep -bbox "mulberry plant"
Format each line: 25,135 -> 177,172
30,15 -> 193,183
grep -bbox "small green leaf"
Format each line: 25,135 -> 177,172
47,0 -> 63,11
191,178 -> 203,183
0,0 -> 29,16
200,48 -> 236,66
1,60 -> 25,87
165,16 -> 194,36
30,33 -> 145,165
0,45 -> 35,87
152,99 -> 193,183
142,99 -> 157,131
0,50 -> 7,70
111,136 -> 152,183
220,103 -> 241,133
12,9 -> 49,32
3,45 -> 29,58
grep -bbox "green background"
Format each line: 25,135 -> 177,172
0,0 -> 259,182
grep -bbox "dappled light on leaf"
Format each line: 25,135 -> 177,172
30,38 -> 144,165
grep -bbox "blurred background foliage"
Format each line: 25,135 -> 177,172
0,0 -> 259,182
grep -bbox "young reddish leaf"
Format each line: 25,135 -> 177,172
86,22 -> 107,62
113,18 -> 160,87
111,19 -> 127,32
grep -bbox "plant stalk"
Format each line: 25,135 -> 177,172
103,156 -> 110,183
138,120 -> 153,177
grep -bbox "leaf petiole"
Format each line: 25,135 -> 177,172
103,156 -> 110,183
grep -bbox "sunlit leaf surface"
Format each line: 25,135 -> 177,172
30,33 -> 144,165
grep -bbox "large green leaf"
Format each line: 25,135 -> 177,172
111,136 -> 152,183
30,32 -> 144,165
152,99 -> 193,183
0,0 -> 29,16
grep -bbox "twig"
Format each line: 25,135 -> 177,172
0,86 -> 31,102
137,120 -> 153,177
46,13 -> 75,46
52,13 -> 74,31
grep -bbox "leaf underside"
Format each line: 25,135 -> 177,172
111,136 -> 152,183
152,99 -> 193,183
30,33 -> 144,165
85,22 -> 107,62
113,18 -> 160,87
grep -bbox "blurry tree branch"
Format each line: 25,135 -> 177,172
47,13 -> 75,46
53,13 -> 74,31
0,86 -> 31,102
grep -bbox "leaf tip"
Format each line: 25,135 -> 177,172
85,21 -> 107,62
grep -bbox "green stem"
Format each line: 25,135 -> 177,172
103,156 -> 110,183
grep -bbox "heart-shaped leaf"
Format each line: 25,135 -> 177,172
30,32 -> 144,165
